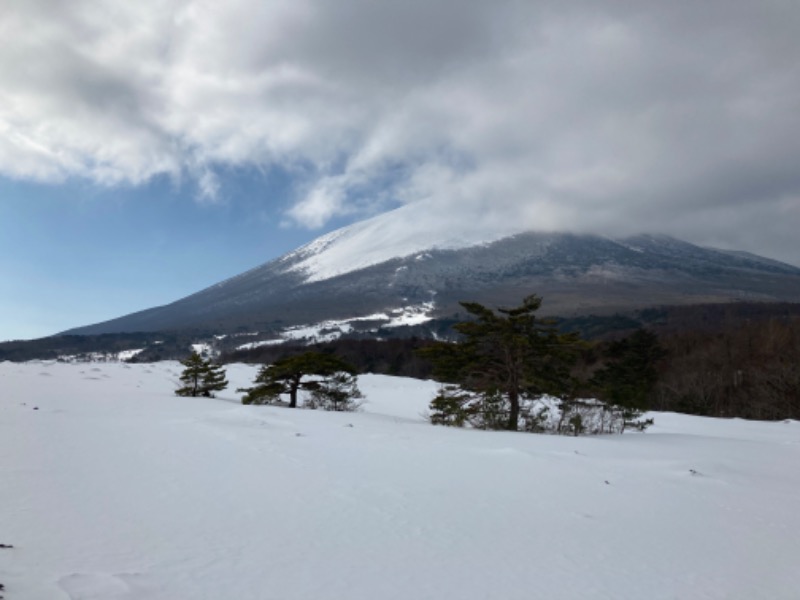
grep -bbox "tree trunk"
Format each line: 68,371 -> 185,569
289,376 -> 300,408
506,388 -> 520,431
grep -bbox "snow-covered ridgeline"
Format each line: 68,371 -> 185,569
285,203 -> 530,282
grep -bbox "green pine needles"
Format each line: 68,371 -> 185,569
175,351 -> 229,398
421,294 -> 582,432
421,294 -> 660,435
239,351 -> 362,411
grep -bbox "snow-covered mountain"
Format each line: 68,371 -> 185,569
65,206 -> 800,336
282,202 -> 530,282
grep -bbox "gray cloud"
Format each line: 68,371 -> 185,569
2,0 -> 799,263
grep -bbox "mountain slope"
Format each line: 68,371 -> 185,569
65,209 -> 800,336
282,202 -> 530,282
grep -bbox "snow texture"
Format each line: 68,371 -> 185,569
1,360 -> 799,599
285,203 -> 529,282
190,343 -> 214,357
235,303 -> 436,348
56,349 -> 145,363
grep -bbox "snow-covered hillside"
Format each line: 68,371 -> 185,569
2,361 -> 798,599
284,203 -> 529,282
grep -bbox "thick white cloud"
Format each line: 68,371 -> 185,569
2,0 -> 799,262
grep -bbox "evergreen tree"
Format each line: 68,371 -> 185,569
305,371 -> 363,412
175,351 -> 229,397
591,329 -> 664,431
421,294 -> 581,431
428,385 -> 474,427
239,351 -> 362,411
176,351 -> 206,397
201,361 -> 229,398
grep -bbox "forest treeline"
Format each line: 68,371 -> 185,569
224,306 -> 800,421
225,338 -> 437,380
2,301 -> 798,421
651,317 -> 800,420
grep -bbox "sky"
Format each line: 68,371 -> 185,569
2,0 -> 799,340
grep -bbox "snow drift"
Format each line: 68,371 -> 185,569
1,361 -> 798,599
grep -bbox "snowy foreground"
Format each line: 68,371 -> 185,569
1,362 -> 799,600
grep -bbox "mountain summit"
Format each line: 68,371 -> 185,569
65,207 -> 800,336
283,203 -> 529,283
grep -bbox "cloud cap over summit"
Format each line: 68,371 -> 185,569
2,0 -> 799,266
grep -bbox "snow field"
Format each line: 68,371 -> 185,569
1,361 -> 799,599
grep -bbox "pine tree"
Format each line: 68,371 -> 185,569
239,351 -> 362,410
201,361 -> 229,397
591,329 -> 664,431
176,351 -> 228,397
428,385 -> 474,426
176,351 -> 206,397
421,294 -> 581,431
